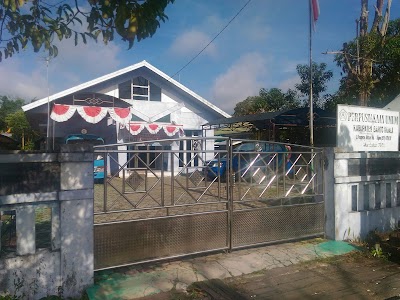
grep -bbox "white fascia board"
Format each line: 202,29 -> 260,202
143,62 -> 231,119
22,60 -> 231,119
22,61 -> 148,112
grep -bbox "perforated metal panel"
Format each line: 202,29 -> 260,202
232,203 -> 324,248
94,212 -> 228,270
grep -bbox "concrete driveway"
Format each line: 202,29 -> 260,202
87,239 -> 365,299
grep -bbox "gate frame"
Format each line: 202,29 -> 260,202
93,137 -> 325,271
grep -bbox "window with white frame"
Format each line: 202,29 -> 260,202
118,77 -> 161,101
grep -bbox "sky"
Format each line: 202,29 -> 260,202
1,0 -> 400,115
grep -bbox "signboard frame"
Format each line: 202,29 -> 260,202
337,104 -> 399,152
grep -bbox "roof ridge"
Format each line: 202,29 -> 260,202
22,60 -> 230,118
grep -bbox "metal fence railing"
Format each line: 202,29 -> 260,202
93,138 -> 324,270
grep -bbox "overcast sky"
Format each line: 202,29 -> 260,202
1,0 -> 399,114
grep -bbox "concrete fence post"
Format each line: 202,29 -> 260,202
323,147 -> 335,240
58,144 -> 94,298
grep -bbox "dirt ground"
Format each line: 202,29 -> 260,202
226,252 -> 400,300
136,252 -> 400,300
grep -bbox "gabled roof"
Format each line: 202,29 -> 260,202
22,60 -> 230,118
384,93 -> 400,111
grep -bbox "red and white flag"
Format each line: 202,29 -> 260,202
311,0 -> 320,29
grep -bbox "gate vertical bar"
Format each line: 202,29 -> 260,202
310,148 -> 317,193
147,144 -> 150,169
227,138 -> 233,252
170,148 -> 175,205
276,151 -> 279,197
122,156 -> 126,193
283,150 -> 286,198
103,150 -> 108,212
161,148 -> 165,208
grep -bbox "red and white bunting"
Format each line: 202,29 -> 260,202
127,123 -> 145,135
108,107 -> 131,125
50,104 -> 185,137
76,106 -> 108,124
146,123 -> 162,134
163,125 -> 180,137
50,104 -> 77,122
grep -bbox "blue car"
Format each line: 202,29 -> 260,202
205,142 -> 288,181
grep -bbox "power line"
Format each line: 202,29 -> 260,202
171,0 -> 252,78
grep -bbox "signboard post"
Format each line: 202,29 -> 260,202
337,104 -> 399,152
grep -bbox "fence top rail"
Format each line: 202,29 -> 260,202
93,136 -> 229,149
94,137 -> 323,151
231,138 -> 323,150
94,149 -> 228,154
0,153 -> 58,164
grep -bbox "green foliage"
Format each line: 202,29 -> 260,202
295,62 -> 333,105
0,95 -> 37,149
233,88 -> 301,116
5,109 -> 36,149
0,295 -> 18,300
334,1 -> 400,106
335,22 -> 400,107
0,0 -> 174,61
370,243 -> 386,258
0,95 -> 24,130
233,62 -> 332,117
364,230 -> 394,261
322,90 -> 358,113
5,110 -> 29,133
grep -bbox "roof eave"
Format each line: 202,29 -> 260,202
22,60 -> 230,119
22,60 -> 148,112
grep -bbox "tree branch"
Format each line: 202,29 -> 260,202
360,0 -> 369,37
371,0 -> 384,33
380,0 -> 392,36
343,44 -> 360,81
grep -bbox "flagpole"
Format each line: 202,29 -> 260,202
309,0 -> 314,147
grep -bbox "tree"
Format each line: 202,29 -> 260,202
0,0 -> 174,61
233,61 -> 333,116
233,88 -> 301,116
5,110 -> 37,149
0,95 -> 24,130
322,90 -> 357,113
0,95 -> 37,149
233,96 -> 260,116
295,62 -> 333,107
335,0 -> 394,106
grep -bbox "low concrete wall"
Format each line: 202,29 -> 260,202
0,145 -> 94,299
325,149 -> 400,241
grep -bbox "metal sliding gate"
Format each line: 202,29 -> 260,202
93,137 -> 324,271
